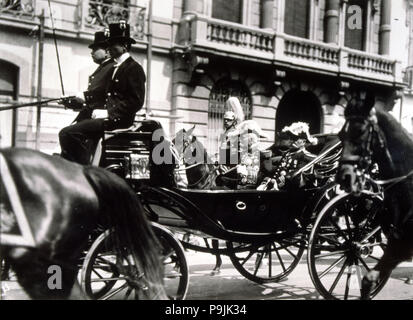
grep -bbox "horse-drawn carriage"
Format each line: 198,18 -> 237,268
78,118 -> 389,300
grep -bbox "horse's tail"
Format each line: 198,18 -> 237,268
82,166 -> 167,300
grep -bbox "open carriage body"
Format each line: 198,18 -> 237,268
81,119 -> 389,300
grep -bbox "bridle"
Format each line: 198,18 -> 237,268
339,111 -> 402,193
175,132 -> 217,188
339,115 -> 379,170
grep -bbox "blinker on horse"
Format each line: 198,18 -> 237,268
0,148 -> 167,300
336,90 -> 413,299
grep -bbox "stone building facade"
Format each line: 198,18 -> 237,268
0,0 -> 408,157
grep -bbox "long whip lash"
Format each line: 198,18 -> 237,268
47,0 -> 65,96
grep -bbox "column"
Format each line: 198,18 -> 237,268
184,0 -> 198,12
379,0 -> 391,55
324,0 -> 340,43
261,0 -> 274,29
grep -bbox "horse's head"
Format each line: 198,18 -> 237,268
336,90 -> 380,193
173,125 -> 195,154
173,125 -> 208,165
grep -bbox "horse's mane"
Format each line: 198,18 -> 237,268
375,106 -> 413,177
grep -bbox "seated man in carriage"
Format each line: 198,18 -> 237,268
257,122 -> 319,191
215,97 -> 269,189
226,120 -> 269,189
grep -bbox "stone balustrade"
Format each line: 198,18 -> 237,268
183,13 -> 402,85
206,18 -> 274,53
283,35 -> 339,65
345,50 -> 394,75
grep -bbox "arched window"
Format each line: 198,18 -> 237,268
0,60 -> 19,147
207,79 -> 252,156
284,0 -> 310,38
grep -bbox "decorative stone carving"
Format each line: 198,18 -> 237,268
85,0 -> 146,40
372,0 -> 380,15
182,50 -> 209,85
0,0 -> 34,16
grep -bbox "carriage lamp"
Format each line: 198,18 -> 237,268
125,153 -> 150,180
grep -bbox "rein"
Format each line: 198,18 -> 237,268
374,169 -> 413,188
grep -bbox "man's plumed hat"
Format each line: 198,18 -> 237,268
226,97 -> 245,124
106,20 -> 136,45
88,31 -> 109,49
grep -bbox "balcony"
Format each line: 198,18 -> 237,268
0,0 -> 146,42
180,13 -> 403,86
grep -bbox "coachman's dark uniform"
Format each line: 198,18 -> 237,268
73,58 -> 115,123
59,24 -> 146,165
104,56 -> 146,128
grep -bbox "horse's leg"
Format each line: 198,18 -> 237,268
1,257 -> 11,281
7,248 -> 81,300
211,239 -> 222,275
361,237 -> 413,300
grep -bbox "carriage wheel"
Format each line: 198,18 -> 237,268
80,231 -> 123,299
151,223 -> 189,300
307,192 -> 389,300
227,234 -> 306,284
81,224 -> 189,300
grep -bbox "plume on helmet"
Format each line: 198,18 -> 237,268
226,97 -> 245,124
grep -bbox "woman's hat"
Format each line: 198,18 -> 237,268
279,122 -> 318,145
88,31 -> 109,49
106,20 -> 137,45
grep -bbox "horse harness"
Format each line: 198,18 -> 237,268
341,110 -> 413,190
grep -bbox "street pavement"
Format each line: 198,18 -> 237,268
2,249 -> 413,300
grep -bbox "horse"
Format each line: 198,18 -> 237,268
173,127 -> 223,274
173,126 -> 218,189
336,90 -> 413,299
0,147 -> 167,300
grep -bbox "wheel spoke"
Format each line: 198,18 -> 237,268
328,257 -> 349,294
92,268 -> 104,279
358,257 -> 371,272
284,247 -> 298,260
239,249 -> 256,266
101,282 -> 128,300
253,253 -> 264,276
344,214 -> 354,240
123,287 -> 133,300
268,247 -> 272,278
318,233 -> 343,246
315,250 -> 349,259
318,255 -> 346,279
274,244 -> 286,272
344,264 -> 352,300
96,255 -> 117,267
91,277 -> 128,283
360,226 -> 381,243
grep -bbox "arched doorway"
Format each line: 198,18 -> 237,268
0,60 -> 19,147
276,89 -> 322,135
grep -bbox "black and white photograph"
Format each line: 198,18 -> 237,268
1,0 -> 413,305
